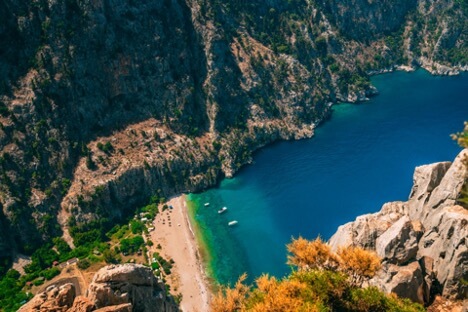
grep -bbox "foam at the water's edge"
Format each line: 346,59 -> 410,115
186,195 -> 218,290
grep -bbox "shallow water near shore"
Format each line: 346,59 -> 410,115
188,70 -> 468,285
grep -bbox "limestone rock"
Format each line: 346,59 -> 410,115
94,303 -> 133,312
408,162 -> 451,221
418,205 -> 468,299
329,201 -> 408,250
425,150 -> 468,213
329,149 -> 468,303
87,264 -> 178,312
68,296 -> 95,312
419,256 -> 435,303
409,162 -> 451,200
19,264 -> 178,312
18,283 -> 76,312
373,262 -> 425,304
426,296 -> 468,312
376,216 -> 423,264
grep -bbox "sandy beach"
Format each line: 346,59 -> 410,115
149,195 -> 211,312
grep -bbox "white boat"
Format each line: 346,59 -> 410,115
218,207 -> 228,214
204,203 -> 210,207
228,220 -> 238,226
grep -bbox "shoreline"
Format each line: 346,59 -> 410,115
185,196 -> 219,285
149,195 -> 212,312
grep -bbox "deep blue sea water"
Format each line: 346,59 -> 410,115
188,70 -> 468,286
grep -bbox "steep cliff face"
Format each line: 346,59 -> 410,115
317,0 -> 418,40
329,149 -> 468,304
0,0 -> 466,257
407,0 -> 468,73
0,0 -> 210,254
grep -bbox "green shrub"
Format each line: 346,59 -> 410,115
120,236 -> 144,254
292,270 -> 349,305
77,259 -> 91,270
130,220 -> 144,234
97,141 -> 114,153
347,287 -> 424,312
24,246 -> 59,274
0,269 -> 32,311
42,267 -> 61,280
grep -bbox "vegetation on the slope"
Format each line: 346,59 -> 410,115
0,269 -> 33,312
452,121 -> 468,149
452,122 -> 468,208
0,195 -> 164,312
67,192 -> 162,262
212,237 -> 424,312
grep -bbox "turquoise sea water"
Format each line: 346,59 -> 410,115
188,70 -> 468,285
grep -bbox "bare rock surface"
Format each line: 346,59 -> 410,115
330,149 -> 468,303
330,201 -> 408,250
18,283 -> 76,312
375,216 -> 423,265
93,303 -> 133,312
68,296 -> 95,312
370,261 -> 425,304
87,264 -> 177,312
19,264 -> 178,312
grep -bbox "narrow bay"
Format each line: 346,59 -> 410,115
189,70 -> 468,285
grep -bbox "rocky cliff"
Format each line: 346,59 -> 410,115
0,0 -> 466,259
329,149 -> 468,304
18,264 -> 178,312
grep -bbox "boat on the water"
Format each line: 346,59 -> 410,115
204,203 -> 210,207
218,207 -> 228,214
228,220 -> 238,226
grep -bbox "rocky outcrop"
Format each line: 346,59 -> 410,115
375,217 -> 423,265
94,304 -> 132,312
87,264 -> 177,312
370,261 -> 426,304
330,149 -> 468,304
18,283 -> 76,312
329,201 -> 409,250
19,264 -> 178,312
69,296 -> 95,312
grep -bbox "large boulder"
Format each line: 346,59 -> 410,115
408,162 -> 451,221
87,264 -> 178,312
18,264 -> 178,312
18,283 -> 76,312
376,216 -> 423,264
371,262 -> 425,304
69,296 -> 95,312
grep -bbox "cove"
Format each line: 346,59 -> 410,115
188,70 -> 468,286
